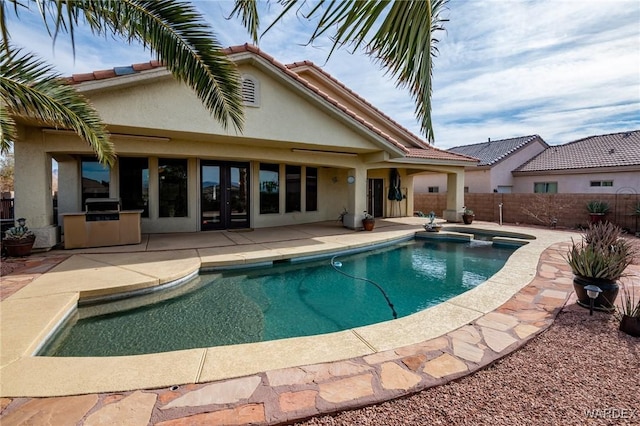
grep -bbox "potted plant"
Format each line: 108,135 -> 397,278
423,211 -> 442,232
565,222 -> 635,312
2,218 -> 36,257
586,200 -> 610,224
615,286 -> 640,337
462,207 -> 474,225
362,211 -> 375,231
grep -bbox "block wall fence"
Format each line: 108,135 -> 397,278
414,193 -> 640,233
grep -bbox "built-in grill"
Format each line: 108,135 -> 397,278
85,198 -> 120,222
63,198 -> 142,249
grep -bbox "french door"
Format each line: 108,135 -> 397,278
201,161 -> 250,230
367,178 -> 384,218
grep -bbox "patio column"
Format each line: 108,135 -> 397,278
13,126 -> 58,249
342,167 -> 367,229
443,171 -> 464,222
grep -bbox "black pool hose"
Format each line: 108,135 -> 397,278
330,255 -> 398,319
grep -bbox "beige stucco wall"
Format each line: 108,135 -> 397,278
81,66 -> 379,154
13,58 -> 468,246
512,170 -> 640,193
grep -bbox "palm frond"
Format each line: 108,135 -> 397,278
257,0 -> 448,142
0,42 -> 115,164
229,0 -> 259,44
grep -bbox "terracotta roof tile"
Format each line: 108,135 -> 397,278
515,130 -> 640,172
68,61 -> 165,84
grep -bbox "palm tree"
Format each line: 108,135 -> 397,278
232,0 -> 449,143
0,0 -> 245,165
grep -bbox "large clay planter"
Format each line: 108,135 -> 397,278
362,218 -> 375,231
619,315 -> 640,337
573,275 -> 619,312
3,235 -> 36,257
462,214 -> 474,225
589,213 -> 605,224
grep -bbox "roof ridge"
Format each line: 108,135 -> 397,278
448,134 -> 539,151
557,129 -> 640,148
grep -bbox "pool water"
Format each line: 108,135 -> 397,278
43,239 -> 516,357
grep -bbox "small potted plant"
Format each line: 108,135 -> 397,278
423,211 -> 442,232
2,218 -> 36,257
615,285 -> 640,337
586,200 -> 610,224
565,222 -> 635,312
362,211 -> 375,231
462,207 -> 474,224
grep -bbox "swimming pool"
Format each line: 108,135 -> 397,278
42,239 -> 517,357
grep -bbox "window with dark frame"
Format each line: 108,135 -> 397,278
286,165 -> 301,213
119,157 -> 149,217
259,163 -> 280,214
81,157 -> 110,207
158,158 -> 188,217
306,167 -> 318,212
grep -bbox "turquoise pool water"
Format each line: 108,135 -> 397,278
43,239 -> 516,357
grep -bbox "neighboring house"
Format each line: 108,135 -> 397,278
12,44 -> 477,250
414,135 -> 548,193
512,130 -> 640,194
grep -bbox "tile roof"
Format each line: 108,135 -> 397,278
63,44 -> 477,164
406,147 -> 479,162
515,130 -> 640,172
66,60 -> 164,83
447,135 -> 546,166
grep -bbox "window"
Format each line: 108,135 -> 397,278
428,186 -> 439,193
286,165 -> 301,213
260,163 -> 279,214
497,186 -> 512,194
534,182 -> 558,193
306,167 -> 318,212
119,157 -> 149,217
464,186 -> 469,193
241,75 -> 259,106
590,180 -> 613,187
159,158 -> 188,217
81,157 -> 110,206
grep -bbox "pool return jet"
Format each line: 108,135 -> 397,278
330,255 -> 398,319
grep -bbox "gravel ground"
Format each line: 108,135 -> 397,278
297,238 -> 640,426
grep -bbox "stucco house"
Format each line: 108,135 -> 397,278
13,44 -> 477,251
414,135 -> 548,194
512,130 -> 640,194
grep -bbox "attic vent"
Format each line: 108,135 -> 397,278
241,75 -> 259,107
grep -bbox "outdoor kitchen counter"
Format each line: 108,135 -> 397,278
62,210 -> 143,249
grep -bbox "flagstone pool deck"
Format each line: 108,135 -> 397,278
1,219 -> 582,425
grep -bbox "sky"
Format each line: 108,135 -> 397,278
5,0 -> 640,149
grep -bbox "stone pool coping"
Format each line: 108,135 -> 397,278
1,222 -> 579,424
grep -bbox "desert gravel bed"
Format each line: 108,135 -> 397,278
298,239 -> 640,426
297,304 -> 639,426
